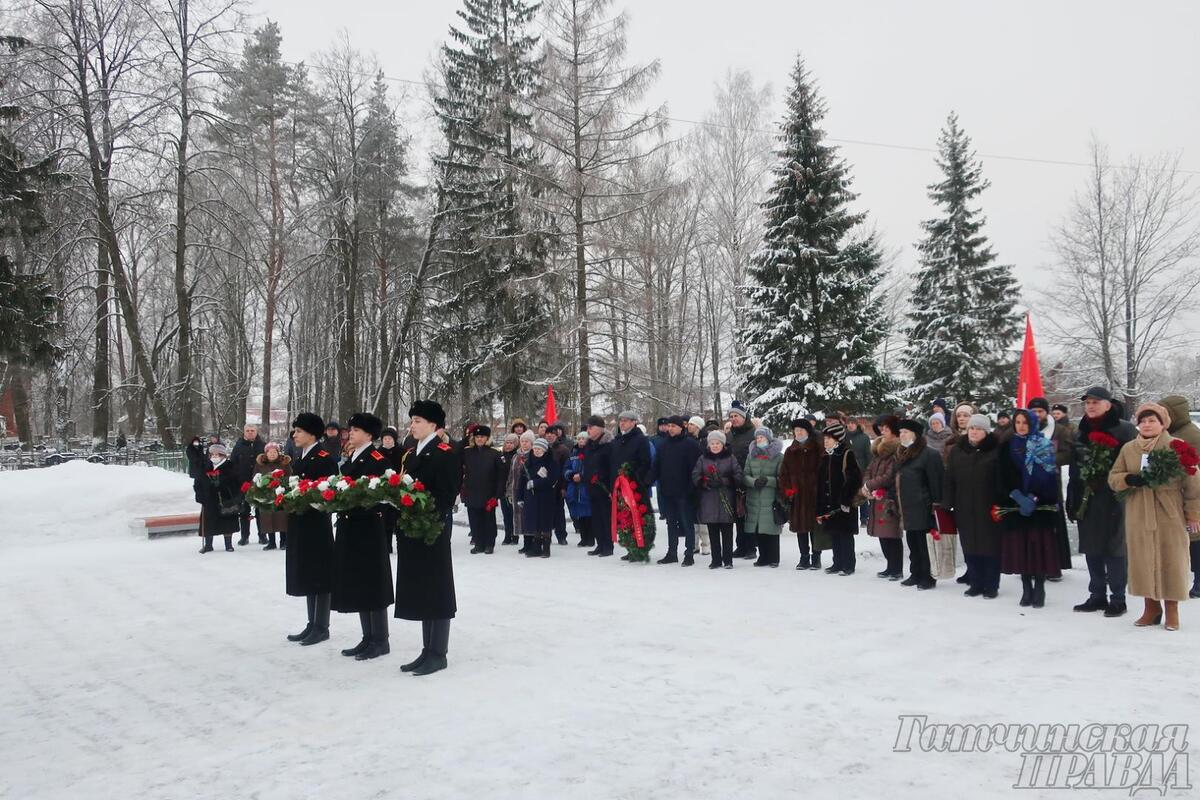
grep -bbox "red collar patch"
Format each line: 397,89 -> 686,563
316,450 -> 330,458
370,450 -> 385,461
437,442 -> 452,451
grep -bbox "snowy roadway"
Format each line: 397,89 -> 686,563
1,462 -> 1195,798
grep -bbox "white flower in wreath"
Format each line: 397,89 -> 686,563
289,476 -> 299,487
402,474 -> 414,487
368,477 -> 381,490
275,487 -> 285,496
317,480 -> 330,491
335,479 -> 350,491
255,474 -> 270,487
383,468 -> 396,478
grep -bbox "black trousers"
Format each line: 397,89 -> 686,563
879,537 -> 903,575
467,506 -> 498,549
710,522 -> 734,566
588,491 -> 613,554
734,513 -> 755,555
573,515 -> 594,546
500,498 -> 515,542
964,553 -> 1001,592
905,529 -> 933,583
795,531 -> 823,556
829,532 -> 856,572
553,494 -> 568,540
1191,540 -> 1200,583
754,533 -> 780,565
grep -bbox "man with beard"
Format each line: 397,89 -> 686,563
1067,387 -> 1137,617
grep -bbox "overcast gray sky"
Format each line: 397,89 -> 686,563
248,0 -> 1200,325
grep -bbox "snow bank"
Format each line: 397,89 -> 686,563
0,461 -> 194,546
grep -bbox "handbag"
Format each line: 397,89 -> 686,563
772,499 -> 789,526
217,491 -> 243,518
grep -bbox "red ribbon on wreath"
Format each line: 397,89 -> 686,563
610,472 -> 645,547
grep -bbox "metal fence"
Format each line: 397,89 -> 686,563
0,445 -> 190,474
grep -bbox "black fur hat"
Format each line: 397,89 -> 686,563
898,419 -> 925,436
292,412 -> 325,438
472,425 -> 492,439
408,400 -> 447,429
347,412 -> 384,440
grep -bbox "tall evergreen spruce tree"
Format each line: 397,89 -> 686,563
902,113 -> 1021,407
430,0 -> 554,418
740,58 -> 887,425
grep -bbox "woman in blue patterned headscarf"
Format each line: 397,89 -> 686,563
996,409 -> 1062,608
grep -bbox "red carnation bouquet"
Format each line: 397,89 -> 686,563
1118,439 -> 1200,499
244,468 -> 289,509
1076,430 -> 1121,518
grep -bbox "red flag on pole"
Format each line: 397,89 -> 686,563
545,385 -> 558,425
1015,313 -> 1044,409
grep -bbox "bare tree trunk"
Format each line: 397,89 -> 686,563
91,237 -> 111,447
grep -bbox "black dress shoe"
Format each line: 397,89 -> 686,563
888,574 -> 902,582
956,574 -> 970,584
877,569 -> 892,578
1103,600 -> 1127,617
411,653 -> 447,676
587,548 -> 601,556
657,553 -> 678,565
899,576 -> 920,586
341,639 -> 369,657
401,650 -> 429,672
224,543 -> 235,552
287,624 -> 313,643
620,554 -> 631,561
1073,596 -> 1108,613
982,589 -> 999,599
682,554 -> 694,567
238,537 -> 250,546
824,566 -> 840,574
917,580 -> 936,590
722,563 -> 733,569
964,587 -> 984,597
709,562 -> 722,569
263,542 -> 277,551
484,547 -> 494,554
597,551 -> 613,558
198,544 -> 213,554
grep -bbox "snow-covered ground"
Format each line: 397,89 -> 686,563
1,462 -> 1196,799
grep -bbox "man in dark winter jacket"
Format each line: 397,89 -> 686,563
229,423 -> 266,545
323,422 -> 344,465
651,415 -> 702,566
461,426 -> 505,554
725,401 -> 757,558
546,425 -> 572,545
608,410 -> 656,556
1067,386 -> 1137,617
580,416 -> 614,556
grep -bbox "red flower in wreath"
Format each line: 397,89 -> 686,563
274,495 -> 284,506
638,504 -> 648,514
412,480 -> 426,492
268,479 -> 280,489
387,473 -> 401,486
400,494 -> 415,507
321,489 -> 336,501
240,481 -> 252,493
271,469 -> 285,478
1087,431 -> 1120,448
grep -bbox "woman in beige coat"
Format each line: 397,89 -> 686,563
1108,402 -> 1200,631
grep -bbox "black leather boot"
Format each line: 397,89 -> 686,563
199,534 -> 213,554
1019,575 -> 1033,607
1031,576 -> 1046,608
356,609 -> 390,660
288,595 -> 316,642
412,619 -> 449,676
402,620 -> 432,672
300,593 -> 330,645
657,532 -> 679,564
340,611 -> 370,656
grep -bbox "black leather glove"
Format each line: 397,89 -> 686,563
1124,473 -> 1146,487
754,476 -> 768,489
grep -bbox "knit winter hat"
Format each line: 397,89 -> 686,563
575,430 -> 589,443
1135,402 -> 1171,426
726,400 -> 748,420
208,442 -> 228,457
754,426 -> 773,440
823,421 -> 846,442
707,430 -> 727,445
586,415 -> 607,429
532,437 -> 550,451
520,430 -> 536,442
264,441 -> 281,452
688,416 -> 705,429
967,414 -> 992,432
929,412 -> 946,427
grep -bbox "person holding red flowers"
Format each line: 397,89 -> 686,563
691,430 -> 744,569
779,419 -> 823,570
395,400 -> 461,676
1107,403 -> 1200,631
860,416 -> 902,578
284,413 -> 339,647
460,425 -> 505,554
1067,386 -> 1137,617
253,442 -> 292,551
332,413 -> 394,662
184,439 -> 241,554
